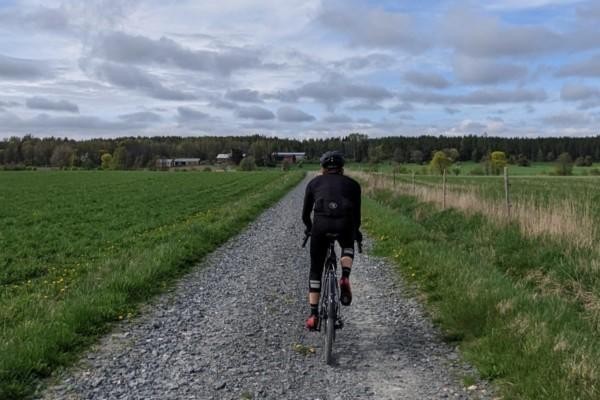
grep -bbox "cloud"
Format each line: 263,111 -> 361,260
322,114 -> 353,123
316,4 -> 430,52
558,54 -> 600,77
402,88 -> 547,105
235,105 -> 275,120
91,31 -> 265,76
443,7 -> 561,57
346,102 -> 384,111
0,100 -> 20,108
560,82 -> 600,109
276,106 -> 315,122
210,99 -> 238,110
177,106 -> 210,122
388,102 -> 414,113
26,97 -> 79,113
453,55 -> 528,84
0,54 -> 54,80
268,75 -> 393,107
560,83 -> 600,102
576,1 -> 600,20
118,111 -> 162,123
225,89 -> 263,103
333,53 -> 396,70
0,112 -> 134,135
0,6 -> 70,32
541,111 -> 591,126
86,61 -> 195,100
445,107 -> 460,114
404,70 -> 449,89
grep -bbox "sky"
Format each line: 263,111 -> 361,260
1,0 -> 600,139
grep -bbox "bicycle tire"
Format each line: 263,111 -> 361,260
324,271 -> 336,365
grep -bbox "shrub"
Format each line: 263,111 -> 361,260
430,151 -> 452,174
101,153 -> 112,170
517,154 -> 530,167
589,168 -> 600,176
239,156 -> 257,171
555,152 -> 573,176
203,167 -> 212,172
490,151 -> 507,175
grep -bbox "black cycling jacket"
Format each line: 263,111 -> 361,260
302,173 -> 361,234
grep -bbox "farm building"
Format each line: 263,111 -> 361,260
156,158 -> 201,168
216,153 -> 232,163
271,152 -> 306,163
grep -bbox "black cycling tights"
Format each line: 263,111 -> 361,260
309,218 -> 355,293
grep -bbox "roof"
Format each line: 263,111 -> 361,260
173,158 -> 200,162
272,152 -> 306,156
216,154 -> 231,159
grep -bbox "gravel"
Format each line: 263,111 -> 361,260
40,176 -> 495,400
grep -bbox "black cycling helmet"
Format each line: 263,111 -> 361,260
319,150 -> 345,169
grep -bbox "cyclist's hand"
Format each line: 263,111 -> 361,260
304,227 -> 312,236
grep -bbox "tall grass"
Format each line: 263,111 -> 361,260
353,171 -> 597,249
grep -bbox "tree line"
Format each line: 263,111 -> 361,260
1,133 -> 599,169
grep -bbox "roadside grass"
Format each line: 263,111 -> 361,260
0,170 -> 304,399
362,190 -> 600,399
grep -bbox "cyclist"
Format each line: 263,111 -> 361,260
302,150 -> 362,330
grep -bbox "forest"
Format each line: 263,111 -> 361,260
1,133 -> 600,169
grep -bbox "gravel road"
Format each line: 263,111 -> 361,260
41,176 -> 494,400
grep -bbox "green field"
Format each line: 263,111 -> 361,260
0,170 -> 304,399
361,175 -> 600,399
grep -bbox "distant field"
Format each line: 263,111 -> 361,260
0,170 -> 304,399
349,161 -> 600,176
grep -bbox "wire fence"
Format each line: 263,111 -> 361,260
354,170 -> 599,250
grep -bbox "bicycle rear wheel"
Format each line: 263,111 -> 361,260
323,272 -> 337,365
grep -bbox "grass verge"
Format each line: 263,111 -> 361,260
363,189 -> 600,400
0,171 -> 304,399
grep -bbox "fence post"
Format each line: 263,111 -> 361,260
442,168 -> 447,210
504,166 -> 511,218
412,171 -> 415,194
393,169 -> 396,188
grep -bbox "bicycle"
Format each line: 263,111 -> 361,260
302,233 -> 362,365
